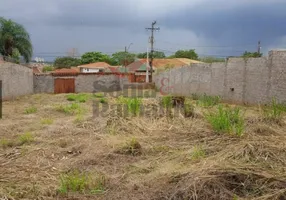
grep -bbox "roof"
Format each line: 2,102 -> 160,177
175,58 -> 203,64
78,62 -> 111,69
52,68 -> 79,76
126,58 -> 203,72
32,67 -> 41,74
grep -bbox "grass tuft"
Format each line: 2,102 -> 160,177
24,106 -> 37,114
55,103 -> 85,115
66,93 -> 90,103
161,95 -> 173,109
117,96 -> 142,116
99,98 -> 107,104
190,145 -> 206,160
197,94 -> 221,107
58,170 -> 105,195
263,98 -> 286,123
184,102 -> 195,118
0,139 -> 15,149
117,138 -> 142,156
93,93 -> 104,98
41,118 -> 53,125
205,105 -> 244,136
18,132 -> 34,145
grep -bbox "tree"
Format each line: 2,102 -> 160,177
137,51 -> 166,59
0,17 -> 33,63
111,51 -> 136,66
172,49 -> 198,60
81,52 -> 111,64
54,57 -> 81,69
242,51 -> 262,58
199,57 -> 225,63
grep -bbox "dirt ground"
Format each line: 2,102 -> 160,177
0,93 -> 286,200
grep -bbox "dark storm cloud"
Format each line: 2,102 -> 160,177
160,1 -> 286,48
1,0 -> 286,58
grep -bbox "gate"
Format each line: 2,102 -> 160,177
54,78 -> 75,94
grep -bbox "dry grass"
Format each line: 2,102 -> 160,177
0,92 -> 286,200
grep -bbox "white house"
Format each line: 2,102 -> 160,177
78,62 -> 111,73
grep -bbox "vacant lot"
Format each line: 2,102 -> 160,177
0,92 -> 286,200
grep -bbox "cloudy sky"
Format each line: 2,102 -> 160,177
1,0 -> 286,61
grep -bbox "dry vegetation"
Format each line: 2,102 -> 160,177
0,92 -> 286,200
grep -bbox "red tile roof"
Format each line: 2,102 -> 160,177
78,62 -> 111,69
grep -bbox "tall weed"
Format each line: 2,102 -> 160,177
205,105 -> 244,136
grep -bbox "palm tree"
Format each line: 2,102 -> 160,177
0,17 -> 33,63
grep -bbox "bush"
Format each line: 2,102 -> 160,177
24,106 -> 37,114
58,170 -> 105,194
205,105 -> 244,136
42,65 -> 54,72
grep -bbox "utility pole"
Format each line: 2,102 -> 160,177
124,46 -> 127,73
257,41 -> 261,56
146,21 -> 160,81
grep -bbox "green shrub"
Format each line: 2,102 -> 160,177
58,170 -> 105,194
56,103 -> 84,115
197,94 -> 221,107
42,65 -> 54,72
205,105 -> 244,136
24,106 -> 37,114
18,132 -> 34,145
263,98 -> 286,122
161,95 -> 173,109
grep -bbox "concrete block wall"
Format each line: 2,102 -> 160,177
0,63 -> 33,100
34,74 -> 124,94
269,50 -> 286,103
76,74 -> 121,93
244,57 -> 269,104
154,50 -> 286,104
34,74 -> 54,93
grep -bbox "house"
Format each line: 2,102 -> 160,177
77,62 -> 111,73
